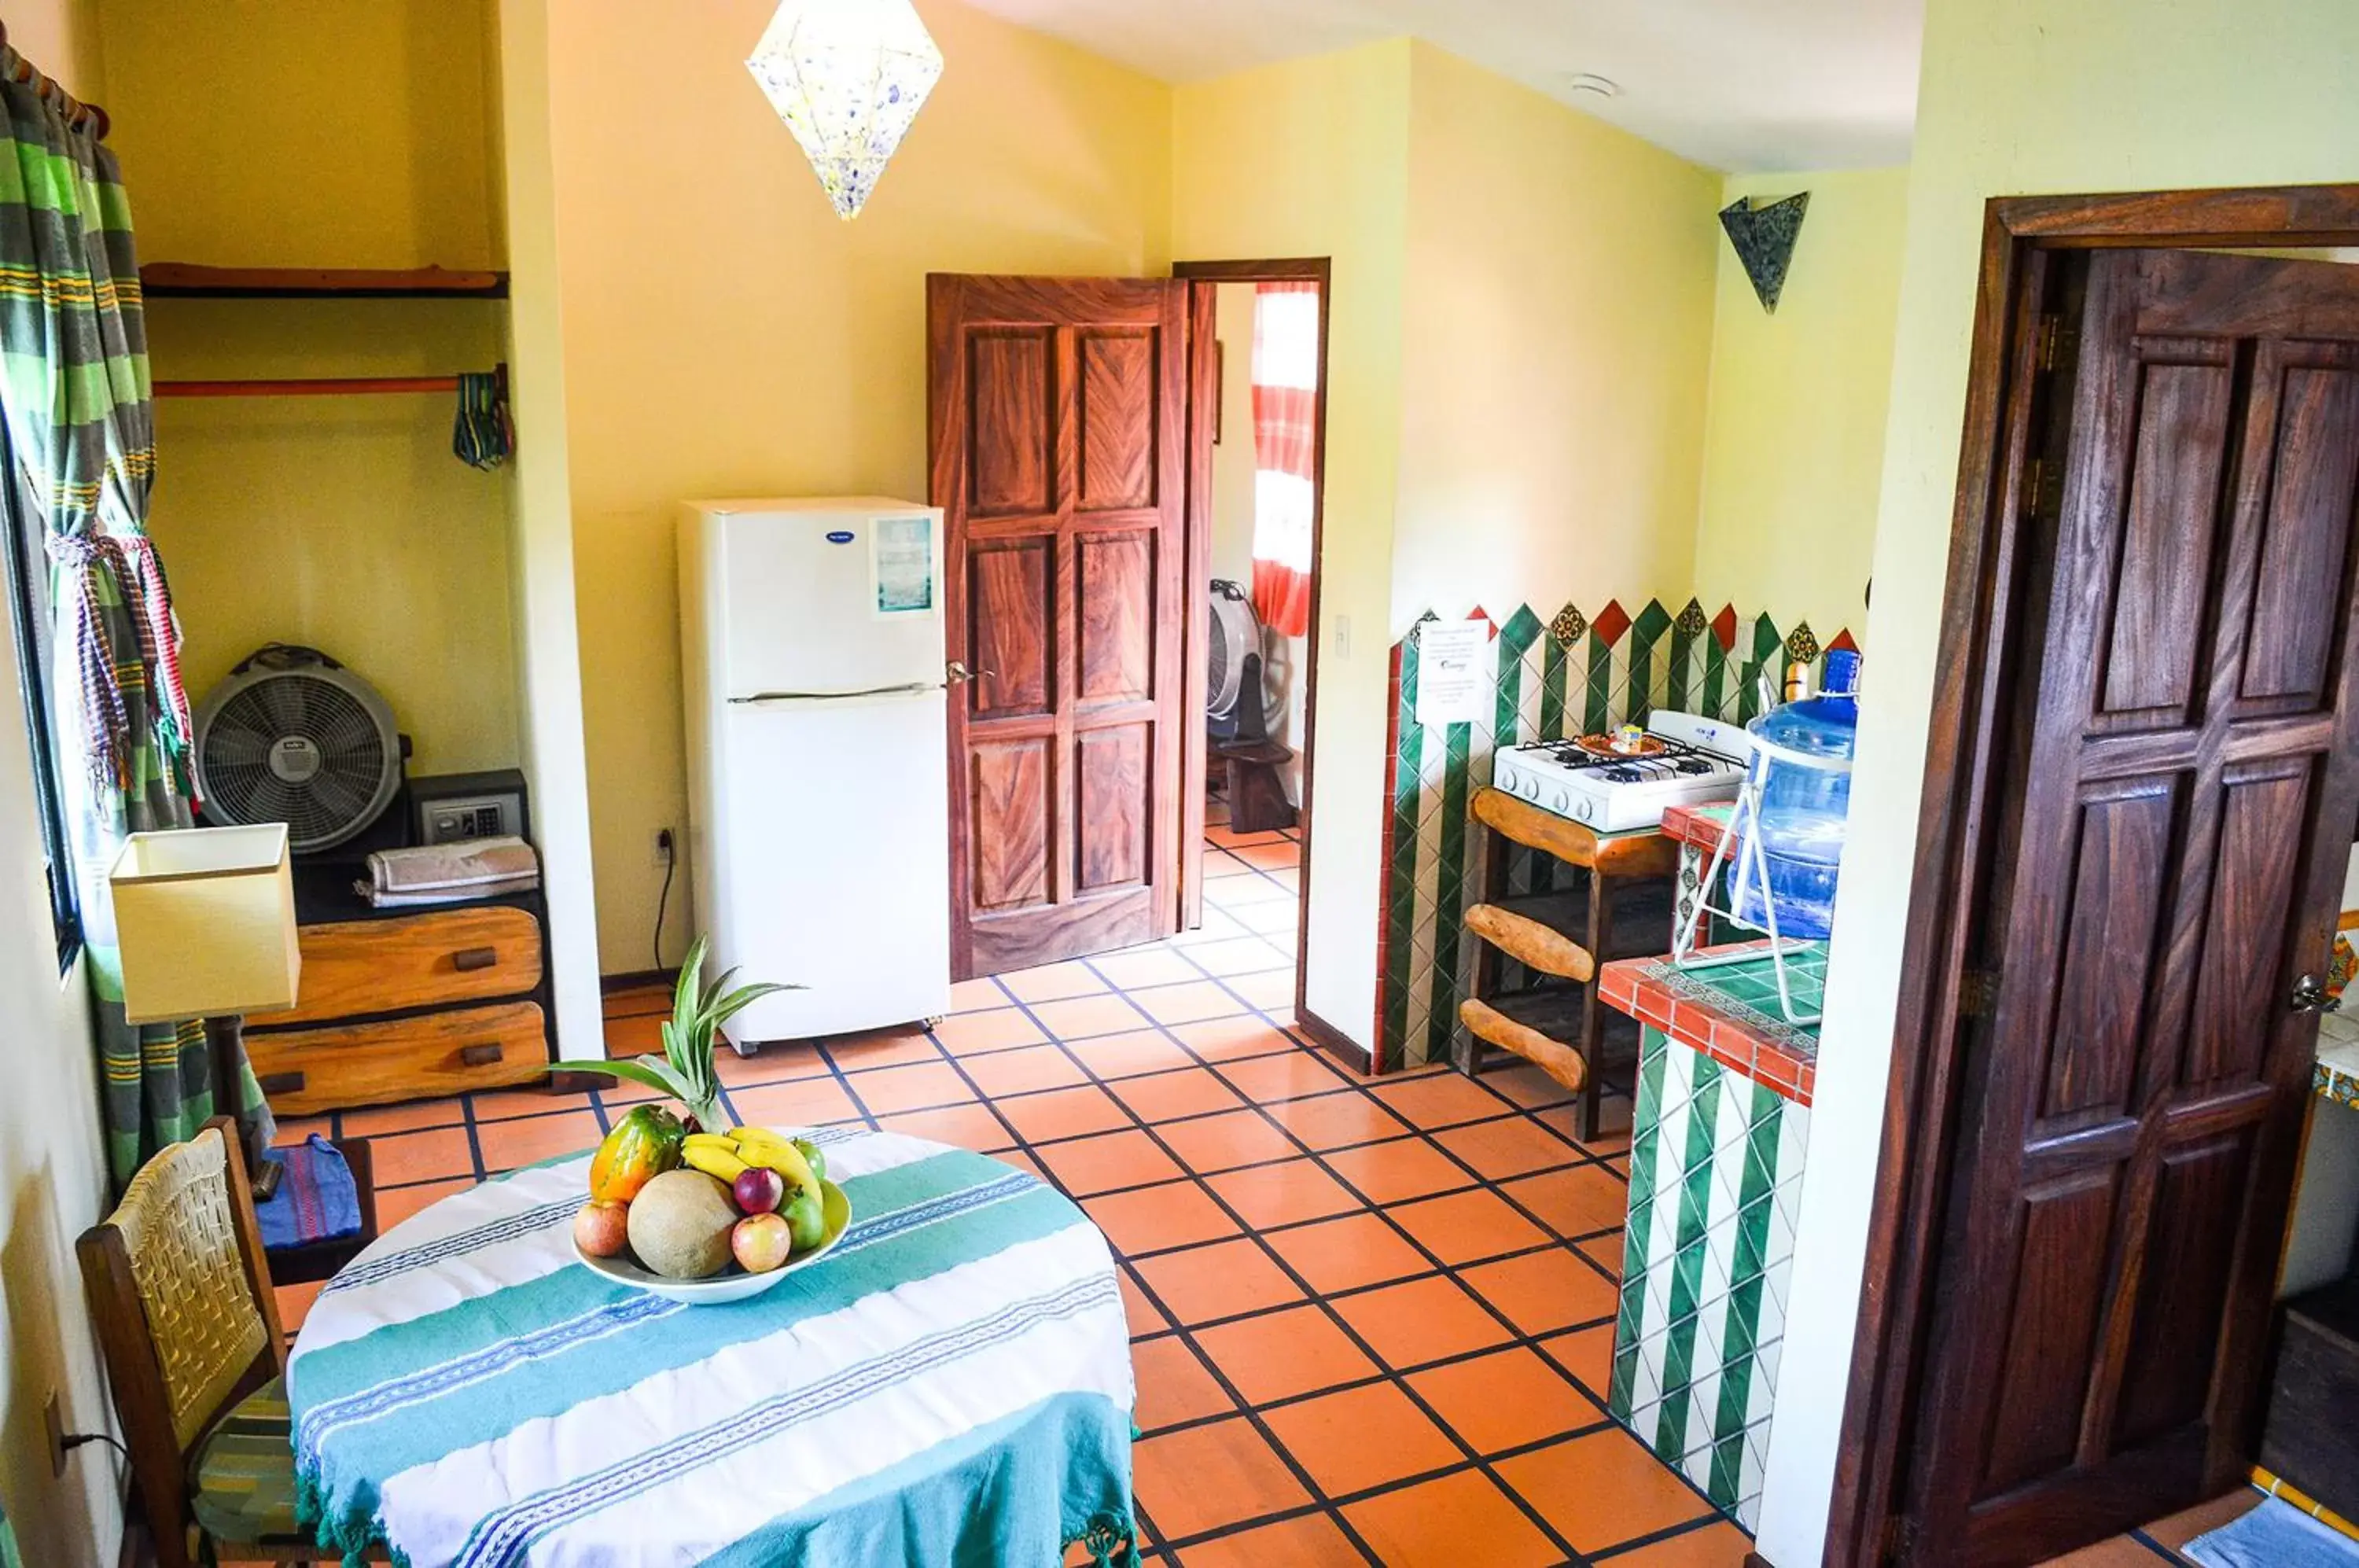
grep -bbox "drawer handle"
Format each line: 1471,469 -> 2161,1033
459,1043 -> 506,1068
452,947 -> 499,973
258,1071 -> 307,1095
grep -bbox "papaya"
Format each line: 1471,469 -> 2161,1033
588,1104 -> 686,1203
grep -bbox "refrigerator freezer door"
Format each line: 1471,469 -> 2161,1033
716,508 -> 944,695
709,688 -> 951,1043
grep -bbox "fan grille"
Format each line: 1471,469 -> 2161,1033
198,669 -> 398,852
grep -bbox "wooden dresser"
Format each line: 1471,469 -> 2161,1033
243,868 -> 555,1116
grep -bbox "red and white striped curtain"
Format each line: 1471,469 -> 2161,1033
1249,282 -> 1318,639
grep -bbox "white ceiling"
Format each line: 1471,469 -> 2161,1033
961,0 -> 1923,172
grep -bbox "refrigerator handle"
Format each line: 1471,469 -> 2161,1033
945,661 -> 995,687
730,681 -> 943,705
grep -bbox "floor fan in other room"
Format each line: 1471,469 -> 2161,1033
1206,580 -> 1295,834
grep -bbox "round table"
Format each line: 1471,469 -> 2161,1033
289,1127 -> 1139,1567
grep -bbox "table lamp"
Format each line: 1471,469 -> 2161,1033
106,823 -> 302,1189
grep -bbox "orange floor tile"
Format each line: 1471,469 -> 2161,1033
277,821 -> 1782,1565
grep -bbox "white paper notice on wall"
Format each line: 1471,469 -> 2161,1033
1415,621 -> 1494,725
871,514 -> 936,617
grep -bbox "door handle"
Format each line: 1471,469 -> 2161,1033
452,946 -> 499,973
2291,974 -> 2340,1014
459,1043 -> 506,1067
946,661 -> 995,686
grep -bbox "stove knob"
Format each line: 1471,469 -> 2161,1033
1548,786 -> 1570,815
1570,794 -> 1594,825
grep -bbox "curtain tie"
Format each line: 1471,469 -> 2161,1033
43,532 -> 133,789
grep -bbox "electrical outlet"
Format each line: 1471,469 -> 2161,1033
44,1389 -> 64,1478
652,827 -> 676,867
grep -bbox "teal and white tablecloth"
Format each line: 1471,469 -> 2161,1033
289,1127 -> 1139,1567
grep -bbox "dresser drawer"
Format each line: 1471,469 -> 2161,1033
271,906 -> 542,1026
248,1002 -> 548,1114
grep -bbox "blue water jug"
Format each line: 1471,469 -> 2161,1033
1731,650 -> 1861,940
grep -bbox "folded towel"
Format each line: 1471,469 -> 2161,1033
2188,1498 -> 2359,1568
356,871 -> 541,908
257,1135 -> 363,1250
364,836 -> 539,894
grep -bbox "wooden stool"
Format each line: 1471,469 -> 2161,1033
1215,737 -> 1297,834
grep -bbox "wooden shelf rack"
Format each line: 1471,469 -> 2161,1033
1457,786 -> 1677,1138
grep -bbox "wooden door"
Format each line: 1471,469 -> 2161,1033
1903,248 -> 2359,1562
928,275 -> 1190,980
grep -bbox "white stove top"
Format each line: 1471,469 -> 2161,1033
1491,711 -> 1750,834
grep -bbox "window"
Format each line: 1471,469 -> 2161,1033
0,419 -> 80,967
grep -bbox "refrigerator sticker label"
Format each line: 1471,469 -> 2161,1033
872,515 -> 936,616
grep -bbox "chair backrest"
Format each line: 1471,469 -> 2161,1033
79,1117 -> 285,1568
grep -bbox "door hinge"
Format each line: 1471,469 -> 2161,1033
1959,966 -> 2002,1018
2022,455 -> 2064,519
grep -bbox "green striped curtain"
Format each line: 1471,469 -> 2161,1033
0,50 -> 273,1186
0,1496 -> 21,1568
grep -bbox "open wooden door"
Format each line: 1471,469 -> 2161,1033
927,274 -> 1191,981
1899,247 -> 2359,1562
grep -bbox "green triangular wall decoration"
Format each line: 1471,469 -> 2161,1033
1720,192 -> 1809,313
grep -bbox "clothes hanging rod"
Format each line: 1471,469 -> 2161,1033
0,25 -> 111,142
153,363 -> 506,399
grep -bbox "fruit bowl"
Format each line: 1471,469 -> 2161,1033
574,1178 -> 852,1305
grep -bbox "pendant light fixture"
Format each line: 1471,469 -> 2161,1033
746,0 -> 944,219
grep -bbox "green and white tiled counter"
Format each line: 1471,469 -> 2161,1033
1595,940 -> 1821,1534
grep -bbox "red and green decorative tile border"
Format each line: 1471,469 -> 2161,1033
1376,598 -> 1856,1074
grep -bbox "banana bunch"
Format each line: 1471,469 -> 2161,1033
682,1126 -> 823,1194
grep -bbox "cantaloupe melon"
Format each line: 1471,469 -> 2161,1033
627,1169 -> 739,1279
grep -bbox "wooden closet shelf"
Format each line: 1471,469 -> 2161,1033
1470,786 -> 1681,878
141,263 -> 510,299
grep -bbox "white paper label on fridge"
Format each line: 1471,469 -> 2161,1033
1415,621 -> 1494,725
872,514 -> 936,616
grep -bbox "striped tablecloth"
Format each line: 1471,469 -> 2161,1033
289,1127 -> 1139,1567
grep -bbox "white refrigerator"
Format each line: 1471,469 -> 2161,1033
678,498 -> 952,1049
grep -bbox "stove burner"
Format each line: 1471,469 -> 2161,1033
1537,734 -> 1737,782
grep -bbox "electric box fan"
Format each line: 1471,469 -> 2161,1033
1207,579 -> 1280,745
194,644 -> 408,854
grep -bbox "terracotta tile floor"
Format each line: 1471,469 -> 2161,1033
268,817 -> 2279,1566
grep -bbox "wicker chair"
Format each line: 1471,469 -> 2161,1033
76,1118 -> 386,1567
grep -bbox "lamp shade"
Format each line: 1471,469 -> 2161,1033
107,824 -> 300,1025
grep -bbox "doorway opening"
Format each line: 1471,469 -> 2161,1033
1176,260 -> 1331,1041
1831,188 -> 2359,1567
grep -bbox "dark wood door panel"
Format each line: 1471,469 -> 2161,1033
1077,328 -> 1158,512
1903,246 -> 2359,1562
1076,527 -> 1155,707
969,535 -> 1054,720
966,327 -> 1056,518
930,273 -> 1189,980
2243,356 -> 2359,705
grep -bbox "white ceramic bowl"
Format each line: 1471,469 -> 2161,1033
574,1178 -> 852,1305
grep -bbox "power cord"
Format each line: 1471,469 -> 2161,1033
652,827 -> 676,974
64,1432 -> 129,1461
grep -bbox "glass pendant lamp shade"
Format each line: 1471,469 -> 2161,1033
747,0 -> 944,219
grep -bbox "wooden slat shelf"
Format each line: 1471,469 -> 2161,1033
1471,786 -> 1681,878
1460,988 -> 1640,1094
141,263 -> 510,300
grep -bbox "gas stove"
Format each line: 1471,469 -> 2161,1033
1491,711 -> 1751,834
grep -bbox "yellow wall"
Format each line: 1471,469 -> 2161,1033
1758,2 -> 2359,1561
0,6 -> 129,1561
1174,40 -> 1413,1048
542,0 -> 1176,974
1692,167 -> 1908,641
1396,43 -> 1719,631
100,0 -> 522,780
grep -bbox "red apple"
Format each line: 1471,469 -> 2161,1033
731,1212 -> 793,1274
733,1165 -> 786,1215
574,1200 -> 630,1258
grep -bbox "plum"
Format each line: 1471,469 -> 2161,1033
734,1165 -> 786,1215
